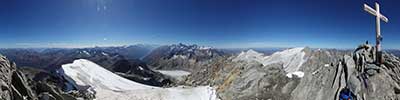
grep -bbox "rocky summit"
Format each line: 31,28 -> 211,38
0,54 -> 94,100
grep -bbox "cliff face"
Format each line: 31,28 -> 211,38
0,55 -> 15,99
0,55 -> 37,100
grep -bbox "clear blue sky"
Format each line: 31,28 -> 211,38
1,0 -> 399,49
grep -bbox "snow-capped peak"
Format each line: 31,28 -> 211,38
82,50 -> 90,56
101,52 -> 109,56
233,49 -> 266,63
263,47 -> 307,73
234,47 -> 308,78
242,49 -> 264,57
199,46 -> 212,50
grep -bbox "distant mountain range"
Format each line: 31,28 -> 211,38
1,43 -> 400,100
386,49 -> 400,57
0,44 -> 156,69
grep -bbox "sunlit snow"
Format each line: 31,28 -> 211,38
234,47 -> 307,78
61,59 -> 218,100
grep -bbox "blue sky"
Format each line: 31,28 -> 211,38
1,0 -> 399,49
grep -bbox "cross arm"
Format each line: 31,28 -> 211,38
364,4 -> 389,22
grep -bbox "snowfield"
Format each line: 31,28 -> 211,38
61,59 -> 218,100
234,47 -> 307,78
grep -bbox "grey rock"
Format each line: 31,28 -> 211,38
11,85 -> 25,100
0,55 -> 38,100
290,49 -> 348,100
366,69 -> 378,76
38,92 -> 56,100
36,82 -> 64,100
0,56 -> 14,100
60,93 -> 78,100
11,71 -> 37,100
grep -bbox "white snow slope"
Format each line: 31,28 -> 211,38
234,47 -> 307,78
61,59 -> 218,100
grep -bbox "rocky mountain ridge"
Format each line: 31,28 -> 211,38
0,44 -> 156,70
175,44 -> 400,100
0,54 -> 84,100
144,43 -> 225,71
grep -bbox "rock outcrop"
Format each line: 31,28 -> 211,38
0,55 -> 37,100
291,44 -> 400,100
1,54 -> 86,100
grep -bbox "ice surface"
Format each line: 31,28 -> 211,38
61,59 -> 218,100
157,70 -> 191,78
157,70 -> 191,81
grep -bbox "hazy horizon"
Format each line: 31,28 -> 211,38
1,0 -> 400,49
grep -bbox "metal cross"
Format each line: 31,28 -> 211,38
364,2 -> 389,65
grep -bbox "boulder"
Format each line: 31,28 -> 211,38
365,64 -> 380,76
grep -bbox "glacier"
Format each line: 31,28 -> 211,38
157,70 -> 191,81
234,47 -> 307,78
60,59 -> 218,100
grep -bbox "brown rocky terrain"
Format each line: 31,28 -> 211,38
153,44 -> 400,100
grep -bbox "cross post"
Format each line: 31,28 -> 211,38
364,2 -> 388,65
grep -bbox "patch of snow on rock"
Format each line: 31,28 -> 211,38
82,50 -> 90,56
101,52 -> 109,56
286,71 -> 304,78
61,59 -> 218,100
138,66 -> 144,70
172,55 -> 188,59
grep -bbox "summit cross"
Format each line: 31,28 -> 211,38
363,2 -> 389,65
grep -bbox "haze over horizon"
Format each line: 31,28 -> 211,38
1,0 -> 399,49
